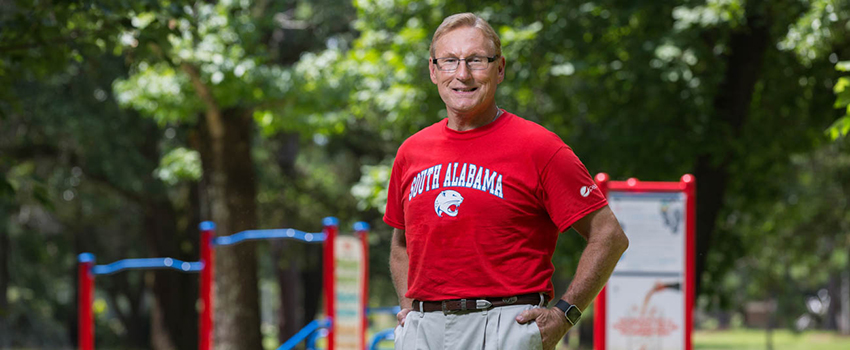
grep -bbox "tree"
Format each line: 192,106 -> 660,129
1,2 -> 205,348
113,1 -> 359,347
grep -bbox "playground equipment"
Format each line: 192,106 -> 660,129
77,217 -> 370,350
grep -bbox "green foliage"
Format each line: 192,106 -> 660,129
154,147 -> 202,185
351,164 -> 391,213
831,61 -> 850,139
730,142 -> 850,327
0,0 -> 178,117
114,62 -> 204,125
779,0 -> 849,65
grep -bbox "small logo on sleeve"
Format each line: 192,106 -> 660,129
580,184 -> 598,198
434,190 -> 464,217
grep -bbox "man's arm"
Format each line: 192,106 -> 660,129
516,205 -> 629,349
560,205 -> 629,311
390,228 -> 414,325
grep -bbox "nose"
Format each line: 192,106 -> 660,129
454,60 -> 472,81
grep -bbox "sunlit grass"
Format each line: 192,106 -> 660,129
694,329 -> 850,350
262,327 -> 850,350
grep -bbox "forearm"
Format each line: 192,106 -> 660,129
561,233 -> 628,311
390,229 -> 413,309
560,206 -> 629,311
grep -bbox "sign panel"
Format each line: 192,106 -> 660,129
593,174 -> 695,350
607,192 -> 685,350
334,236 -> 365,350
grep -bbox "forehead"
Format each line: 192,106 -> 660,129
433,27 -> 495,56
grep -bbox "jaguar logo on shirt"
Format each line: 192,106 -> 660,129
434,190 -> 464,217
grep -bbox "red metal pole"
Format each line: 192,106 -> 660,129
323,217 -> 338,350
354,222 -> 370,350
681,174 -> 696,350
78,253 -> 95,350
593,173 -> 609,350
199,222 -> 216,350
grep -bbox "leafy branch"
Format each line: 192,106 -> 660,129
830,61 -> 850,140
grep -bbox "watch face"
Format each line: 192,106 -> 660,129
566,305 -> 582,324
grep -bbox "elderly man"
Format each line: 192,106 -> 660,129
384,12 -> 629,350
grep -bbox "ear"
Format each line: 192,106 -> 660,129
496,55 -> 506,84
429,58 -> 439,84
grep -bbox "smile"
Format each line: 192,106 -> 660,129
452,87 -> 478,92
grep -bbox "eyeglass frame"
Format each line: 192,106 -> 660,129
431,55 -> 500,72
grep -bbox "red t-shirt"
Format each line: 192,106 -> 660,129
383,111 -> 607,301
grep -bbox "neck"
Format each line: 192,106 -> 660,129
447,105 -> 501,131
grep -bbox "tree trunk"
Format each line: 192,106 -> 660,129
765,297 -> 775,350
695,3 -> 770,296
300,246 -> 323,333
269,132 -> 324,341
0,207 -> 9,349
130,115 -> 201,350
198,106 -> 263,350
824,275 -> 840,330
145,200 -> 199,350
579,319 -> 593,349
273,241 -> 302,343
841,270 -> 850,335
271,132 -> 305,343
104,273 -> 150,348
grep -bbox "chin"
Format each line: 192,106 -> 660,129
447,100 -> 482,112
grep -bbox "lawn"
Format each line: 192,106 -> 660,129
694,329 -> 850,350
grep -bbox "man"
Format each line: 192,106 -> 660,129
384,12 -> 629,350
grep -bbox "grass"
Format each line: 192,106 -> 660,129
694,329 -> 850,350
373,327 -> 850,350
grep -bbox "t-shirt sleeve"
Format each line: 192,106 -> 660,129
383,154 -> 406,230
540,146 -> 608,232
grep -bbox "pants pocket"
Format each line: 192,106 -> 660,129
529,321 -> 543,350
394,325 -> 403,349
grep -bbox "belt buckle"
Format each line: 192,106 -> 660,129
442,299 -> 491,315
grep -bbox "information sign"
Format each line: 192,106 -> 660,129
593,174 -> 695,350
334,236 -> 366,350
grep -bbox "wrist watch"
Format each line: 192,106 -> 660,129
554,299 -> 582,325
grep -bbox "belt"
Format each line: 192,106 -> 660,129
412,293 -> 546,313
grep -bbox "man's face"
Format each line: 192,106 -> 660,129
429,27 -> 505,117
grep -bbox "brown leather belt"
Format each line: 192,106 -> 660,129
412,293 -> 546,313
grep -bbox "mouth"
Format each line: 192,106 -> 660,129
452,87 -> 478,93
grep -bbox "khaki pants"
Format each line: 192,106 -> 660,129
394,304 -> 543,350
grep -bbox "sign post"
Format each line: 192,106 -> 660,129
78,253 -> 95,350
594,173 -> 695,350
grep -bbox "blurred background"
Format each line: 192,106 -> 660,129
1,0 -> 849,349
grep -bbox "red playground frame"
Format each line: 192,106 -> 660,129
593,173 -> 695,350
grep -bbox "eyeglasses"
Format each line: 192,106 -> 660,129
431,55 -> 499,71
